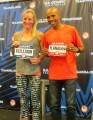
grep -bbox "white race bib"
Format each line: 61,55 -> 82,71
15,46 -> 34,59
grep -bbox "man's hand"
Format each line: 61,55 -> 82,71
66,44 -> 80,53
41,48 -> 49,56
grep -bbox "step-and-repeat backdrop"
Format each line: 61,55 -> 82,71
0,0 -> 93,118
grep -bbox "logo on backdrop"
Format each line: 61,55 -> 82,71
81,105 -> 88,113
43,69 -> 48,74
10,99 -> 16,107
77,70 -> 93,74
1,69 -> 16,73
0,38 -> 5,41
29,1 -> 36,9
0,100 -> 3,104
0,53 -> 2,56
76,0 -> 93,3
10,85 -> 17,89
76,53 -> 80,57
0,85 -> 2,88
61,105 -> 66,109
76,89 -> 80,92
62,17 -> 82,21
37,19 -> 47,24
12,21 -> 22,25
92,15 -> 93,20
0,23 -> 4,26
44,0 -> 66,7
3,5 -> 21,10
90,52 -> 93,56
82,32 -> 89,39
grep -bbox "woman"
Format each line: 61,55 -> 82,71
11,9 -> 44,120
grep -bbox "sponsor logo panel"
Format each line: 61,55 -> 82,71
62,17 -> 82,21
0,38 -> 5,41
12,21 -> 22,25
10,85 -> 17,89
0,23 -> 4,26
92,15 -> 93,20
3,5 -> 21,10
37,19 -> 47,24
61,105 -> 66,109
0,85 -> 2,88
0,53 -> 2,56
44,0 -> 66,7
77,70 -> 93,74
43,69 -> 93,75
43,69 -> 48,74
0,100 -> 4,104
1,69 -> 16,73
90,52 -> 93,56
76,0 -> 93,3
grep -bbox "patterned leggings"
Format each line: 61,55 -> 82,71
16,75 -> 41,120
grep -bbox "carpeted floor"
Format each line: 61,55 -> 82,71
0,109 -> 91,120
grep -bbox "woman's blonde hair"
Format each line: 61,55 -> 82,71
22,9 -> 37,37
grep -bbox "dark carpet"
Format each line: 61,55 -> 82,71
0,109 -> 91,120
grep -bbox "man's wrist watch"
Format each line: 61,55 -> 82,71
77,47 -> 80,52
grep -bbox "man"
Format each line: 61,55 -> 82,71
43,7 -> 85,120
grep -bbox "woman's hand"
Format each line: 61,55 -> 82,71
11,41 -> 21,48
29,58 -> 41,64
